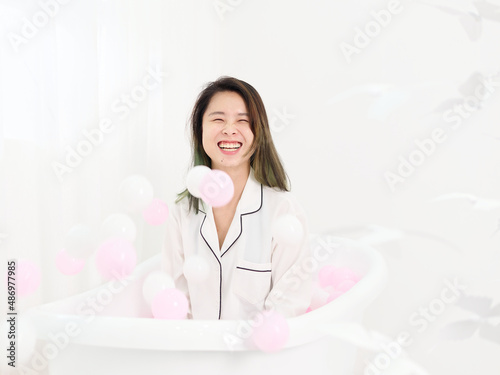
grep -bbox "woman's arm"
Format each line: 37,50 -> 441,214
264,194 -> 313,317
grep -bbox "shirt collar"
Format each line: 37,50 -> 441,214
200,167 -> 262,214
237,167 -> 263,214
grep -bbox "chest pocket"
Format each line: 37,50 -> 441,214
233,259 -> 272,307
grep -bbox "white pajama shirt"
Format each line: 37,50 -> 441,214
161,168 -> 313,320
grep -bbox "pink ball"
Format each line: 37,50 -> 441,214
251,311 -> 290,352
56,249 -> 85,275
199,170 -> 234,207
318,266 -> 359,289
17,260 -> 42,297
142,198 -> 169,226
95,237 -> 137,280
151,288 -> 189,319
318,265 -> 336,288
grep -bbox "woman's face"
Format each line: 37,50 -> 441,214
202,91 -> 254,172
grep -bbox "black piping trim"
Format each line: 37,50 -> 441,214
220,184 -> 264,258
198,183 -> 264,320
199,214 -> 222,320
236,266 -> 271,272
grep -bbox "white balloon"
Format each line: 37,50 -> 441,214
272,214 -> 304,247
101,213 -> 137,242
142,271 -> 175,305
183,255 -> 210,282
119,175 -> 154,212
64,223 -> 98,258
186,166 -> 211,198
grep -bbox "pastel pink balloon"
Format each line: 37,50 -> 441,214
318,266 -> 359,288
318,265 -> 336,288
17,260 -> 42,297
95,237 -> 137,280
151,288 -> 189,319
142,198 -> 169,226
199,169 -> 234,207
251,311 -> 290,352
56,249 -> 85,275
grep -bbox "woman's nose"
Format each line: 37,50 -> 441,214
222,121 -> 237,134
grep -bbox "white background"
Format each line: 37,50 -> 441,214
1,0 -> 500,373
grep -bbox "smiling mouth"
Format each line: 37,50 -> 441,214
218,141 -> 242,150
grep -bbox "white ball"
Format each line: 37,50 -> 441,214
272,214 -> 304,247
183,255 -> 210,282
119,175 -> 154,212
64,223 -> 98,258
142,271 -> 175,305
101,213 -> 137,242
186,166 -> 211,198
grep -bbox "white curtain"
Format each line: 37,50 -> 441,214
0,0 -> 226,305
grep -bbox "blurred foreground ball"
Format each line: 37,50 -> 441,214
199,169 -> 234,207
251,311 -> 289,352
95,237 -> 137,280
142,271 -> 175,305
17,260 -> 42,297
186,166 -> 211,198
142,198 -> 169,226
101,213 -> 137,242
151,288 -> 189,319
56,249 -> 85,275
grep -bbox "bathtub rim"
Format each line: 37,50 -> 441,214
28,236 -> 387,352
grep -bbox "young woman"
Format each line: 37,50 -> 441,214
162,77 -> 312,320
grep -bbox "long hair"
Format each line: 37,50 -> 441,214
176,76 -> 289,214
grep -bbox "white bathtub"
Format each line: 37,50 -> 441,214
28,235 -> 387,375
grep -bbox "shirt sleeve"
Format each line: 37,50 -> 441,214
264,193 -> 313,317
161,201 -> 193,319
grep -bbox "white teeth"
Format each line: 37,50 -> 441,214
218,142 -> 241,149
